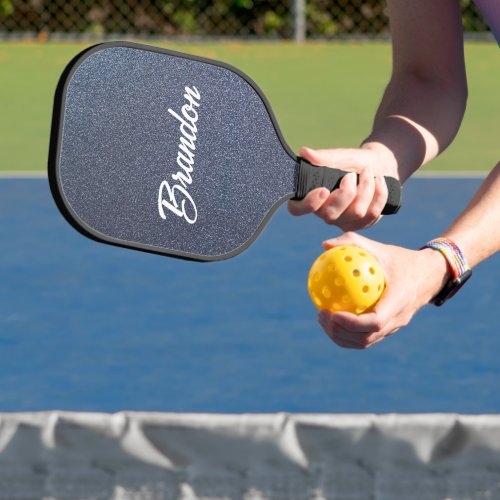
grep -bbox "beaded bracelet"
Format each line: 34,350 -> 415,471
421,238 -> 470,278
420,237 -> 472,306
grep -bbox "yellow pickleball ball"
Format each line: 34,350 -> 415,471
308,245 -> 385,314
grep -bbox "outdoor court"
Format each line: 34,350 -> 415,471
0,174 -> 498,414
0,40 -> 499,499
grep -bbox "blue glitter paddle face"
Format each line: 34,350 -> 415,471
49,41 -> 401,261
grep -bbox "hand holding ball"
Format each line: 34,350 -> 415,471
308,245 -> 385,314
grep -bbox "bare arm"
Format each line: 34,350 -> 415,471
442,162 -> 500,267
363,0 -> 468,181
289,0 -> 468,227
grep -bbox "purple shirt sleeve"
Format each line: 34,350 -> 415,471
473,0 -> 500,45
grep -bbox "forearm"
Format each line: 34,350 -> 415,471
418,162 -> 500,303
361,0 -> 467,183
441,162 -> 500,267
362,73 -> 467,182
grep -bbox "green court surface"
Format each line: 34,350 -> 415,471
0,41 -> 497,173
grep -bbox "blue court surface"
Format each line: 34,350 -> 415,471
0,176 -> 498,413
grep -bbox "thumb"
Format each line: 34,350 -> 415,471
299,147 -> 366,170
299,146 -> 325,166
322,231 -> 368,250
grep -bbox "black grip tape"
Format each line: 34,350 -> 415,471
292,158 -> 402,215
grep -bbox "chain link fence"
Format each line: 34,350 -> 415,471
0,0 -> 491,40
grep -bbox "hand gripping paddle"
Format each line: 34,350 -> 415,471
49,41 -> 401,262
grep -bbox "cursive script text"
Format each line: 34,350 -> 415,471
158,85 -> 200,224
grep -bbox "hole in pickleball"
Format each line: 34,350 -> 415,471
327,264 -> 335,272
359,252 -> 367,257
378,284 -> 382,291
362,285 -> 369,293
322,286 -> 332,299
352,269 -> 360,277
342,295 -> 351,304
313,294 -> 322,307
334,277 -> 344,287
356,306 -> 366,314
313,271 -> 321,282
333,303 -> 341,311
344,256 -> 352,262
369,267 -> 375,275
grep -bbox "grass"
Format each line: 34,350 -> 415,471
0,40 -> 497,172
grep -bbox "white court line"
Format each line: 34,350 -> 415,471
0,170 -> 489,179
414,170 -> 487,178
0,171 -> 47,178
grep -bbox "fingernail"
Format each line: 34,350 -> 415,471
319,189 -> 329,201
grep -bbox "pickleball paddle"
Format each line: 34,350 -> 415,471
48,41 -> 401,262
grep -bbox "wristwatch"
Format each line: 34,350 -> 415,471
421,238 -> 472,306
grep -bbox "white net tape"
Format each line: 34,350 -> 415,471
0,412 -> 500,499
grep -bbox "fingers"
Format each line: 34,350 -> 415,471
314,234 -> 424,349
318,307 -> 398,350
330,168 -> 386,231
299,146 -> 343,167
367,175 -> 389,221
332,311 -> 386,334
289,147 -> 389,230
348,164 -> 376,219
339,173 -> 388,231
322,231 -> 377,252
315,172 -> 358,223
318,312 -> 361,349
288,187 -> 330,216
288,146 -> 336,216
300,146 -> 369,169
299,146 -> 326,166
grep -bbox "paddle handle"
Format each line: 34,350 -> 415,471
292,158 -> 402,215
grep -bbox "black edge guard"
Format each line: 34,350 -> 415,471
292,158 -> 402,215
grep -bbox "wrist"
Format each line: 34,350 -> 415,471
417,248 -> 453,303
361,141 -> 399,178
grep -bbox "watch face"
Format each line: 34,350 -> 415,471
432,269 -> 472,306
